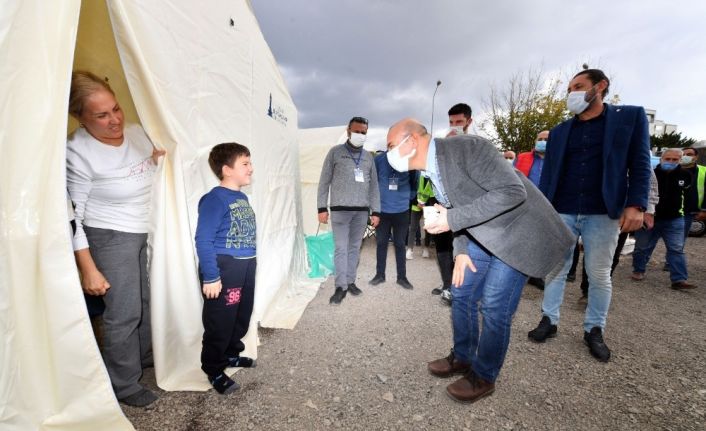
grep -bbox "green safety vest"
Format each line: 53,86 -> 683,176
697,165 -> 705,208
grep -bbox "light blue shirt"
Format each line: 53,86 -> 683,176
421,138 -> 450,207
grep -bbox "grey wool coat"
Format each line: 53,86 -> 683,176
435,135 -> 575,278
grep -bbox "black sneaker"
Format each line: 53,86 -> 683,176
228,356 -> 256,368
209,373 -> 240,394
431,286 -> 443,295
528,316 -> 557,342
347,283 -> 362,296
583,327 -> 611,362
397,277 -> 414,290
119,388 -> 158,407
440,288 -> 452,306
566,272 -> 576,282
369,274 -> 385,286
329,287 -> 347,305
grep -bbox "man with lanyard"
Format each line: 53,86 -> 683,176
318,116 -> 381,305
369,149 -> 415,290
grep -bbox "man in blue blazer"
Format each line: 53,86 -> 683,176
528,69 -> 652,362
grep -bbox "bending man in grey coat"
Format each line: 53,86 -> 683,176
385,118 -> 574,404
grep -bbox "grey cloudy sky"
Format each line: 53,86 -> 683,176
252,1 -> 706,149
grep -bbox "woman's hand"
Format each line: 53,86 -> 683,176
202,280 -> 222,299
81,268 -> 111,296
151,147 -> 167,164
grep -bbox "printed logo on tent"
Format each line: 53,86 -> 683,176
267,93 -> 288,126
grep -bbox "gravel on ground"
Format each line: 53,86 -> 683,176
126,235 -> 706,430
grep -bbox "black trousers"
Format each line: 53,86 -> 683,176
201,255 -> 256,377
434,231 -> 454,289
376,211 -> 410,279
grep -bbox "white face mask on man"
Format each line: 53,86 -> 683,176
349,132 -> 366,148
567,85 -> 599,115
387,135 -> 416,172
450,125 -> 465,135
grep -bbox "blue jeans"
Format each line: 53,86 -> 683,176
451,238 -> 527,383
542,214 -> 619,332
683,213 -> 694,242
632,217 -> 687,283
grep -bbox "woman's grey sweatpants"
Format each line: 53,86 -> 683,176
85,226 -> 152,400
330,211 -> 369,289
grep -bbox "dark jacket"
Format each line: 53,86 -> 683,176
654,165 -> 692,220
539,104 -> 652,218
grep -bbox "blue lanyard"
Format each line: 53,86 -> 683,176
345,145 -> 363,168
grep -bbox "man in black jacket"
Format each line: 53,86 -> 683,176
631,148 -> 697,290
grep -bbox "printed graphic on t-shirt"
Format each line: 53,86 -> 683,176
226,199 -> 257,249
127,157 -> 156,181
225,287 -> 242,306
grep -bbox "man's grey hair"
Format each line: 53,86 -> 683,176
661,148 -> 683,157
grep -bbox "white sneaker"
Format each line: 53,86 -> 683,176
422,247 -> 429,258
406,249 -> 413,260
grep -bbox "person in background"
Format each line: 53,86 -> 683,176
447,103 -> 473,136
407,173 -> 431,260
631,148 -> 697,290
515,130 -> 549,290
317,116 -> 381,305
679,147 -> 706,241
369,147 -> 415,290
195,143 -> 257,395
503,150 -> 516,163
67,71 -> 165,407
528,68 -> 651,362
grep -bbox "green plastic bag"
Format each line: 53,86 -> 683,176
305,230 -> 335,278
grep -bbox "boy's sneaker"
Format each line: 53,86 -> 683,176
228,356 -> 256,368
329,287 -> 347,305
422,247 -> 430,258
347,283 -> 362,296
210,373 -> 240,394
528,316 -> 557,342
406,248 -> 414,260
119,388 -> 158,407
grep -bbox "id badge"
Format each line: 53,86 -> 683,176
354,167 -> 364,182
389,177 -> 399,191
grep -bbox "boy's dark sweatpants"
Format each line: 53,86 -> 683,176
201,255 -> 256,378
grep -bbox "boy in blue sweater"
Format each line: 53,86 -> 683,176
195,142 -> 257,394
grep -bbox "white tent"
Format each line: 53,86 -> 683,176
0,1 -> 318,429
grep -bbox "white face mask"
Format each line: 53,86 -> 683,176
349,132 -> 366,148
387,135 -> 416,172
681,155 -> 694,165
567,91 -> 592,114
450,125 -> 465,135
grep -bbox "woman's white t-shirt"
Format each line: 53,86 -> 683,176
66,124 -> 157,251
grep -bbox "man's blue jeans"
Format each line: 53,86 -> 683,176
542,214 -> 619,332
451,238 -> 527,383
632,217 -> 688,283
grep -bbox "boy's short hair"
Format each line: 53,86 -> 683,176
208,142 -> 251,180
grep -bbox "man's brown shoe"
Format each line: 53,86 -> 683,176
631,272 -> 644,281
671,281 -> 697,290
446,371 -> 495,404
427,350 -> 470,378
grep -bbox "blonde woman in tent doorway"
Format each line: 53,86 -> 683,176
66,71 -> 165,408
